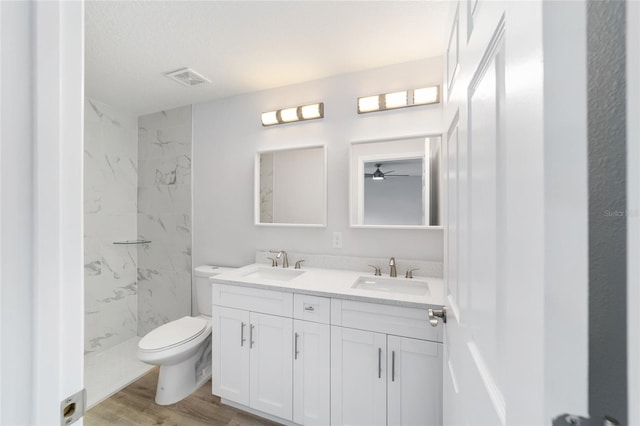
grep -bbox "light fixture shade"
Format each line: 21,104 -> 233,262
372,165 -> 385,180
357,85 -> 441,114
300,103 -> 323,120
384,91 -> 408,109
413,86 -> 439,105
280,107 -> 299,123
261,111 -> 279,126
260,102 -> 324,126
358,95 -> 381,113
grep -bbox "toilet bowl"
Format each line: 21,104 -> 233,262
137,265 -> 232,405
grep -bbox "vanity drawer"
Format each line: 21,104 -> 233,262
293,294 -> 330,324
212,283 -> 293,317
330,299 -> 442,343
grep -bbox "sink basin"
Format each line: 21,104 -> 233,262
351,276 -> 429,296
241,266 -> 305,282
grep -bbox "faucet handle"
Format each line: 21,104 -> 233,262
295,260 -> 305,269
267,257 -> 278,267
405,268 -> 419,279
368,265 -> 382,276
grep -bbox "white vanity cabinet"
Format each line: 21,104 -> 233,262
330,299 -> 443,426
212,282 -> 442,426
212,285 -> 294,420
212,284 -> 331,424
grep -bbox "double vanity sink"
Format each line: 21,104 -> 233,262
219,262 -> 441,308
210,261 -> 444,426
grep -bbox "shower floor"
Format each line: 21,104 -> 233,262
85,336 -> 154,409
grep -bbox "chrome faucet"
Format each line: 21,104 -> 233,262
277,251 -> 289,268
389,257 -> 397,277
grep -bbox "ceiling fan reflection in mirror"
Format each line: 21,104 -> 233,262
364,163 -> 409,180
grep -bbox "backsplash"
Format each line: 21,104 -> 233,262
84,98 -> 139,354
254,250 -> 443,278
137,106 -> 193,336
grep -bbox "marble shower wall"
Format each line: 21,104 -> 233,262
84,98 -> 139,354
137,106 -> 193,336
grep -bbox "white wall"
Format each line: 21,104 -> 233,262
193,58 -> 443,268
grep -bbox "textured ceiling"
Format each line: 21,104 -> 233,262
85,1 -> 449,115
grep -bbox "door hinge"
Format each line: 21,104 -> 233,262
553,414 -> 620,426
60,388 -> 86,426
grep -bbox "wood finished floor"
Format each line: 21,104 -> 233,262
85,368 -> 281,426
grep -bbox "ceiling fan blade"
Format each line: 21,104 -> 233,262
385,174 -> 410,177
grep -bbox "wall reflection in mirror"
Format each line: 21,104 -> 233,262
255,145 -> 326,226
350,136 -> 442,228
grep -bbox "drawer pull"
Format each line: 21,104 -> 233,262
303,304 -> 315,312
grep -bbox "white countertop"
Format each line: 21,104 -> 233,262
210,263 -> 445,310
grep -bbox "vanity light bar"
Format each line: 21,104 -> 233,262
261,102 -> 324,126
357,85 -> 440,114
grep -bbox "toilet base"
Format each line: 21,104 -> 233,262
154,344 -> 212,405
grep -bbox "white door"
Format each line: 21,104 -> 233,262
212,306 -> 250,406
331,326 -> 386,426
387,336 -> 442,426
442,1 -> 589,424
293,319 -> 330,426
249,312 -> 293,420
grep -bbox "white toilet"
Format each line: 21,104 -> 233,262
137,265 -> 231,405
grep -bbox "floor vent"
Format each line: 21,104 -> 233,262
164,67 -> 211,87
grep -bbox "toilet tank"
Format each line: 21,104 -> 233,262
193,265 -> 234,316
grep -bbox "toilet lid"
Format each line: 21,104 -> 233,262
139,316 -> 208,352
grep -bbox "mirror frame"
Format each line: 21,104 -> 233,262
254,144 -> 328,228
349,134 -> 444,230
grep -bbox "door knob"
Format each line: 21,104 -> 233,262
428,307 -> 447,327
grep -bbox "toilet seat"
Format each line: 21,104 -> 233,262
139,316 -> 209,353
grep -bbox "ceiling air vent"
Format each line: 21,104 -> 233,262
164,67 -> 211,87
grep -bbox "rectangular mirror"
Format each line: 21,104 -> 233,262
350,135 -> 442,228
255,145 -> 327,227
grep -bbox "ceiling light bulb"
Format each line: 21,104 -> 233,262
358,95 -> 381,113
413,86 -> 439,105
300,103 -> 322,120
385,91 -> 408,109
280,107 -> 299,123
261,111 -> 279,126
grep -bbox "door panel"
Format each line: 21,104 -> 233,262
387,335 -> 442,426
331,326 -> 386,426
249,312 -> 293,420
293,320 -> 330,426
212,306 -> 250,406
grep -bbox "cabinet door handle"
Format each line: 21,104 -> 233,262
240,322 -> 246,347
294,332 -> 299,360
250,324 -> 255,348
392,350 -> 396,382
378,348 -> 382,379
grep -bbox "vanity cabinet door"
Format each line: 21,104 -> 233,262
249,312 -> 293,421
293,319 -> 330,426
212,306 -> 250,406
331,326 -> 387,426
387,335 -> 443,426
